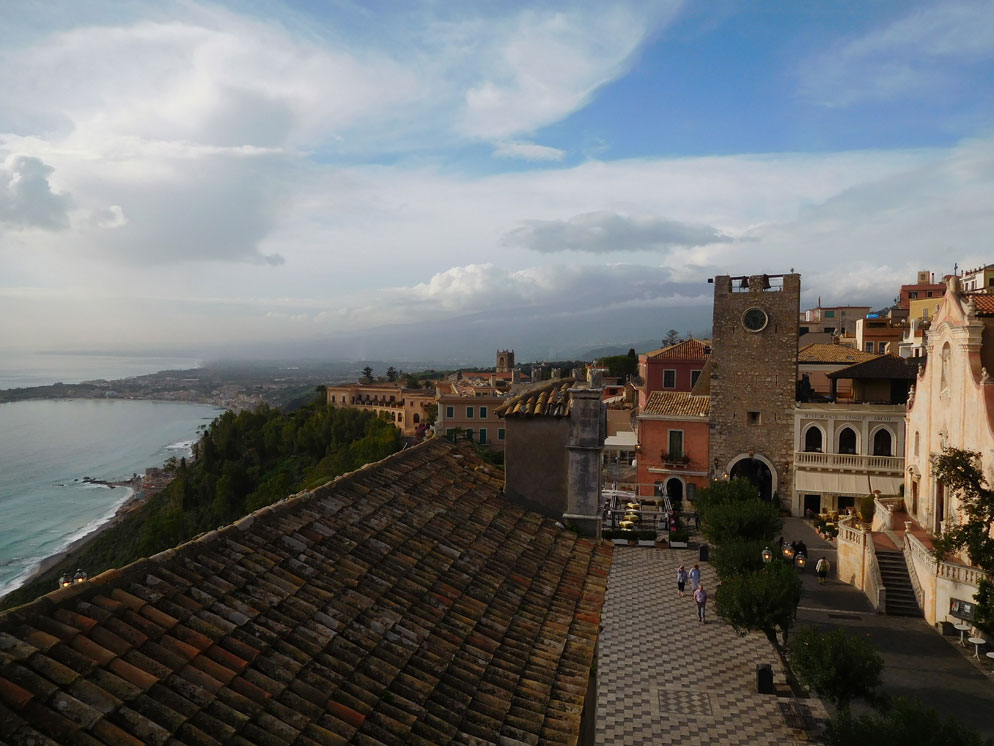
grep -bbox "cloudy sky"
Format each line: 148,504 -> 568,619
1,0 -> 993,362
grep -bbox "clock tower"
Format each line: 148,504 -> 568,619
708,273 -> 800,506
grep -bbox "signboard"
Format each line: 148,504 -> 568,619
950,597 -> 976,621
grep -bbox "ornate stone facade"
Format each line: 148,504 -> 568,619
708,273 -> 800,504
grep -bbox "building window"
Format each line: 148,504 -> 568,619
914,431 -> 919,457
498,427 -> 505,441
940,342 -> 951,394
663,369 -> 676,388
466,406 -> 475,419
873,429 -> 892,456
824,310 -> 835,318
909,291 -> 919,299
865,342 -> 874,352
478,428 -> 488,445
445,406 -> 454,419
804,426 -> 822,452
691,370 -> 702,387
668,430 -> 684,460
479,406 -> 488,419
747,411 -> 761,425
465,428 -> 474,442
838,427 -> 857,455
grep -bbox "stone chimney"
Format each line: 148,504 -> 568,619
551,368 -> 561,379
511,367 -> 520,384
563,386 -> 605,538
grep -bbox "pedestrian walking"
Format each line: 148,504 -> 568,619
689,564 -> 701,591
694,584 -> 708,623
676,565 -> 688,597
816,557 -> 830,584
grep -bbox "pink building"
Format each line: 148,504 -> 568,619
637,338 -> 711,409
636,391 -> 710,503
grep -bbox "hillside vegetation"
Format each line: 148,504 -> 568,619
1,395 -> 402,610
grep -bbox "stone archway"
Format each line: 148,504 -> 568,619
726,453 -> 778,501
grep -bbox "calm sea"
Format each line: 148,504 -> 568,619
0,399 -> 222,596
0,353 -> 202,390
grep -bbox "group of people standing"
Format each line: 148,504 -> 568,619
676,564 -> 708,622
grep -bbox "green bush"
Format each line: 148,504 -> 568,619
710,539 -> 769,577
858,496 -> 876,524
638,530 -> 657,541
700,498 -> 782,546
824,698 -> 993,746
670,527 -> 690,542
715,560 -> 802,649
789,626 -> 883,712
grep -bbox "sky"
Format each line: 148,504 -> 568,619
1,0 -> 993,363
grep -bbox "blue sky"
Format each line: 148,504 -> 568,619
0,0 -> 992,361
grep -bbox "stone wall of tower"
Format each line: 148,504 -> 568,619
497,349 -> 515,373
709,274 -> 799,504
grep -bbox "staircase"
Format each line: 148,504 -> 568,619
876,549 -> 922,617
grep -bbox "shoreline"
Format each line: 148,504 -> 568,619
4,482 -> 146,597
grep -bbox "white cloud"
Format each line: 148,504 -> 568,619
457,3 -> 677,139
502,210 -> 731,253
0,154 -> 71,230
493,141 -> 566,161
800,0 -> 994,106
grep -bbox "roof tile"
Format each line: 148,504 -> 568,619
642,391 -> 710,418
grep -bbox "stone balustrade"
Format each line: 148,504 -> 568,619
794,451 -> 904,472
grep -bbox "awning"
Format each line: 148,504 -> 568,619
794,470 -> 903,497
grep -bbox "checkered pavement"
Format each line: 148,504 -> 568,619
595,546 -> 829,745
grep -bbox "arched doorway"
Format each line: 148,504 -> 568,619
729,457 -> 774,501
666,477 -> 684,506
838,427 -> 857,455
872,428 -> 892,456
803,426 -> 823,453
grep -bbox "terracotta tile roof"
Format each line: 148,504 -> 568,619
967,293 -> 994,316
0,440 -> 609,746
641,392 -> 710,418
644,338 -> 712,360
797,344 -> 878,364
495,379 -> 580,418
827,354 -> 923,380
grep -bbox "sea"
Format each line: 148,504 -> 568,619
0,354 -> 221,597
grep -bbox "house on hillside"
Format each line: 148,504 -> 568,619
326,381 -> 434,439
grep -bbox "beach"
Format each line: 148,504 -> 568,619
0,399 -> 221,599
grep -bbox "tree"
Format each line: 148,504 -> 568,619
386,366 -> 398,381
663,329 -> 680,345
824,698 -> 994,746
931,447 -> 994,633
598,354 -> 638,380
710,538 -> 769,577
715,560 -> 802,650
788,626 -> 883,712
700,497 -> 782,546
405,374 -> 419,388
361,366 -> 374,383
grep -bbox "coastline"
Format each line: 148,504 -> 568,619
3,482 -> 145,598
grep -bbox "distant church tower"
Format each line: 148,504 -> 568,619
708,273 -> 799,505
497,349 -> 515,373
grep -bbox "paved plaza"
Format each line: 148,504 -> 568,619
595,546 -> 828,745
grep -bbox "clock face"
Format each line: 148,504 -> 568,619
742,307 -> 769,332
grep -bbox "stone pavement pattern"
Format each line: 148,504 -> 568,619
596,547 -> 828,745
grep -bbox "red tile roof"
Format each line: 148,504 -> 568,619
967,293 -> 994,316
0,440 -> 609,746
642,392 -> 710,418
797,344 -> 878,364
495,379 -> 580,417
644,338 -> 712,360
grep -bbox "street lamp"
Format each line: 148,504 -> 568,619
796,554 -> 807,569
761,546 -> 773,564
782,544 -> 795,560
72,569 -> 87,584
58,575 -> 73,589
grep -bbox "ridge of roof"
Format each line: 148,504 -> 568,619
0,439 -> 609,746
494,378 -> 581,418
827,354 -> 923,380
645,338 -> 712,360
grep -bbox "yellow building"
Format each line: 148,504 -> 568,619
326,382 -> 434,439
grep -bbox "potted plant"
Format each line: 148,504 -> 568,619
670,527 -> 690,548
638,529 -> 657,547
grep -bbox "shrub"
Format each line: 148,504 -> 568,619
858,496 -> 876,525
715,560 -> 802,650
701,498 -> 782,546
638,530 -> 657,541
710,539 -> 769,578
824,698 -> 993,746
789,626 -> 883,712
671,527 -> 690,543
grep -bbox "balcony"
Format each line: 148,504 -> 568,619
794,451 -> 904,474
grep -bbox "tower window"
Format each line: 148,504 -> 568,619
747,411 -> 761,425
